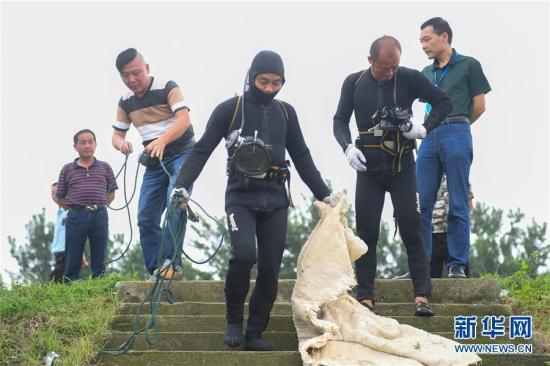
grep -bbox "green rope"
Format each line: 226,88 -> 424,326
104,152 -> 141,266
100,157 -> 224,356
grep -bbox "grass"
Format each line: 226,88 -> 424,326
0,275 -> 136,366
484,262 -> 550,353
1,269 -> 548,365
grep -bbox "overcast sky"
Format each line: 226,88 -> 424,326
1,1 -> 549,279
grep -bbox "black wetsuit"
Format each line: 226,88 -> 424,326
176,54 -> 329,338
333,67 -> 452,301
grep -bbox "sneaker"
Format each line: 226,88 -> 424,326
448,265 -> 466,278
393,271 -> 411,280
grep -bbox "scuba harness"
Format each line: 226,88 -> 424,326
225,90 -> 294,207
353,68 -> 417,175
225,92 -> 273,178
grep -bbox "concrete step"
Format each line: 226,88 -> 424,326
95,351 -> 550,366
117,279 -> 501,304
106,331 -> 531,351
119,301 -> 513,317
110,315 -> 503,333
96,351 -> 301,366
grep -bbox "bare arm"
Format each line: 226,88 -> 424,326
112,129 -> 133,154
107,191 -> 115,204
58,198 -> 69,210
470,94 -> 486,124
145,108 -> 191,160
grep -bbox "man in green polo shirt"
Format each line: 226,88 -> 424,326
416,17 -> 491,278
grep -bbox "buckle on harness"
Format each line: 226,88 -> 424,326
267,161 -> 291,184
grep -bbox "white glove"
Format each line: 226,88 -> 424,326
323,194 -> 338,208
399,120 -> 413,133
403,124 -> 427,139
345,145 -> 367,171
170,187 -> 190,212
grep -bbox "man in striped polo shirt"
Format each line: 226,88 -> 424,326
111,48 -> 195,280
56,129 -> 117,283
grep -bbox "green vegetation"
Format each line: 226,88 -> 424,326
7,210 -> 213,282
485,261 -> 550,352
4,189 -> 548,362
189,198 -> 549,279
0,275 -> 134,366
470,203 -> 548,276
189,189 -> 356,280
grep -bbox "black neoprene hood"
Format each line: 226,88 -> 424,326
246,50 -> 286,105
248,50 -> 285,83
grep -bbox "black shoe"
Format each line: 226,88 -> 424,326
393,272 -> 411,280
244,336 -> 275,351
223,322 -> 243,347
359,299 -> 378,315
448,265 -> 467,278
415,301 -> 435,317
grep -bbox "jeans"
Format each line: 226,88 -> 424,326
64,208 -> 108,282
137,147 -> 193,274
416,123 -> 473,268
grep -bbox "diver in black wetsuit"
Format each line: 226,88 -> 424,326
172,50 -> 336,351
333,36 -> 453,317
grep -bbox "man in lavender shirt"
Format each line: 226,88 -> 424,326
56,129 -> 117,282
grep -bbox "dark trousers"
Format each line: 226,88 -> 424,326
64,208 -> 108,282
355,170 -> 432,301
224,206 -> 288,338
430,232 -> 470,278
50,251 -> 65,283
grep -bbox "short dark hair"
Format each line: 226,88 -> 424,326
116,48 -> 138,72
73,129 -> 96,144
421,17 -> 453,44
369,35 -> 402,60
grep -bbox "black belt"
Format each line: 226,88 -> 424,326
441,116 -> 470,124
163,138 -> 196,160
69,204 -> 106,212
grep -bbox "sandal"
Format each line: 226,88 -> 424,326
359,299 -> 378,315
415,301 -> 434,317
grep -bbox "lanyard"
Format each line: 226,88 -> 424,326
433,51 -> 457,87
433,66 -> 450,87
426,52 -> 457,114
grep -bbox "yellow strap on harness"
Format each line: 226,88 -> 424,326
226,96 -> 293,207
226,96 -> 289,138
356,129 -> 416,174
227,95 -> 242,138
